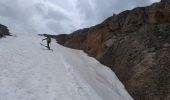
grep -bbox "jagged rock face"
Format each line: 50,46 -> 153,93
55,1 -> 170,100
0,24 -> 10,38
161,0 -> 170,3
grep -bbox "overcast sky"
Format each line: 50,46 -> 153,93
0,0 -> 160,34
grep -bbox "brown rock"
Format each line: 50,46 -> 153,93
55,1 -> 170,100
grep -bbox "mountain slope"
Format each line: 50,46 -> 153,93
54,0 -> 170,99
0,33 -> 133,100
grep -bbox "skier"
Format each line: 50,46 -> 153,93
42,36 -> 51,50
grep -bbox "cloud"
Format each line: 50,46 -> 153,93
0,0 -> 160,34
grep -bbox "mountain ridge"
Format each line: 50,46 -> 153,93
54,0 -> 170,99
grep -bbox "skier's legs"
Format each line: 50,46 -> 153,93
47,42 -> 50,50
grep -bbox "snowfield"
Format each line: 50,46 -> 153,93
0,33 -> 133,100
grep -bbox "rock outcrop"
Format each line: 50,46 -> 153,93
0,24 -> 10,38
55,1 -> 170,99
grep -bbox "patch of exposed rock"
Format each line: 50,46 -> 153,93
55,0 -> 170,99
0,24 -> 10,38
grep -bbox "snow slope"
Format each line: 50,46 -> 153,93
0,33 -> 133,100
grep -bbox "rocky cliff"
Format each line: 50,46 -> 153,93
0,24 -> 10,38
55,0 -> 170,99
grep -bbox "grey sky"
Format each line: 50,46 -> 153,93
0,0 -> 160,34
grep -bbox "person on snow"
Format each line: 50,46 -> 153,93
42,36 -> 51,50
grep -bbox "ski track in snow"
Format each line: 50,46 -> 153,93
0,33 -> 133,100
